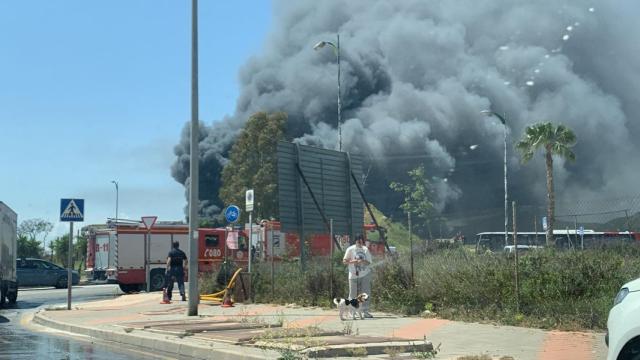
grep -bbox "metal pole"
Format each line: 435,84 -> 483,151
409,212 -> 414,285
145,230 -> 150,292
270,223 -> 274,300
504,119 -> 508,248
187,0 -> 200,316
534,213 -> 538,246
67,222 -> 73,310
481,110 -> 508,247
248,211 -> 252,303
330,219 -> 334,299
224,227 -> 228,285
248,211 -> 252,274
114,181 -> 118,271
574,216 -> 579,250
512,201 -> 519,314
336,34 -> 342,152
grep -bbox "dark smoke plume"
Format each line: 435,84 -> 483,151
172,0 -> 640,231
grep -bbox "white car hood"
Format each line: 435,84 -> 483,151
623,277 -> 640,292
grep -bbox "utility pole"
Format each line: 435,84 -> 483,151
187,0 -> 200,316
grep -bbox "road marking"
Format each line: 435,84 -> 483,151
538,331 -> 595,360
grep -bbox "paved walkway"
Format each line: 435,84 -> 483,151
31,292 -> 607,359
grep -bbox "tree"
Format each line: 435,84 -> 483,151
389,165 -> 437,241
17,218 -> 53,258
51,234 -> 70,267
17,235 -> 43,258
219,112 -> 287,222
49,233 -> 86,269
516,122 -> 576,246
75,233 -> 87,272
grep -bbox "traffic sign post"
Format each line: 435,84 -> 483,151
141,216 -> 157,293
224,205 -> 240,224
245,190 -> 254,212
246,190 -> 254,302
245,190 -> 254,274
60,198 -> 84,310
223,206 -> 240,268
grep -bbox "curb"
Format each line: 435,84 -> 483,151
32,310 -> 278,359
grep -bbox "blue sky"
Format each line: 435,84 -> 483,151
0,1 -> 271,239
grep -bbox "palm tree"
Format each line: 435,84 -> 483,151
516,122 -> 576,247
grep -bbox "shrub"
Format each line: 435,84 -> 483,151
249,244 -> 640,330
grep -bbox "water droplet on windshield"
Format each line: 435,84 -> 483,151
499,46 -> 509,51
534,69 -> 540,73
563,34 -> 570,41
526,81 -> 535,86
589,7 -> 595,12
566,26 -> 573,31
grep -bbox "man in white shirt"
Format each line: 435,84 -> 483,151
342,234 -> 373,318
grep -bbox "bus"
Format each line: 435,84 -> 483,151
475,230 -> 640,253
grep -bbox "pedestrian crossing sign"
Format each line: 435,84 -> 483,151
60,198 -> 84,222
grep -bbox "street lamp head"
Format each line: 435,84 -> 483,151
480,110 -> 506,125
313,41 -> 326,50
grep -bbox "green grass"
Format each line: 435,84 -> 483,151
235,243 -> 640,331
371,244 -> 640,330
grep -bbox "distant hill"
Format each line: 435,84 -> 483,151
555,212 -> 640,232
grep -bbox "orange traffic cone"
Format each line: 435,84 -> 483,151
221,289 -> 234,308
160,288 -> 171,304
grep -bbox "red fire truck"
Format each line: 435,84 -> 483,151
84,226 -> 116,282
197,221 -> 387,273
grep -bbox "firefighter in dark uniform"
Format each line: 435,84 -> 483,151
165,241 -> 188,301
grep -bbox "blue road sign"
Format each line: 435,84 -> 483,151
224,205 -> 240,223
60,199 -> 84,222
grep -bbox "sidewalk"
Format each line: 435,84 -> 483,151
31,292 -> 607,359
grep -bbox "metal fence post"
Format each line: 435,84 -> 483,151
512,201 -> 519,314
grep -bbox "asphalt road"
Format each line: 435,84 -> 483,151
0,284 -> 186,360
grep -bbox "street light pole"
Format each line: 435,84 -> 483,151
314,34 -> 342,152
111,180 -> 119,225
481,110 -> 509,247
111,180 -> 119,275
187,0 -> 200,316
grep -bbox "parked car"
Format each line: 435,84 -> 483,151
16,258 -> 80,288
607,277 -> 640,360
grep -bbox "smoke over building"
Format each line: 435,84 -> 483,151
172,1 -> 640,233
